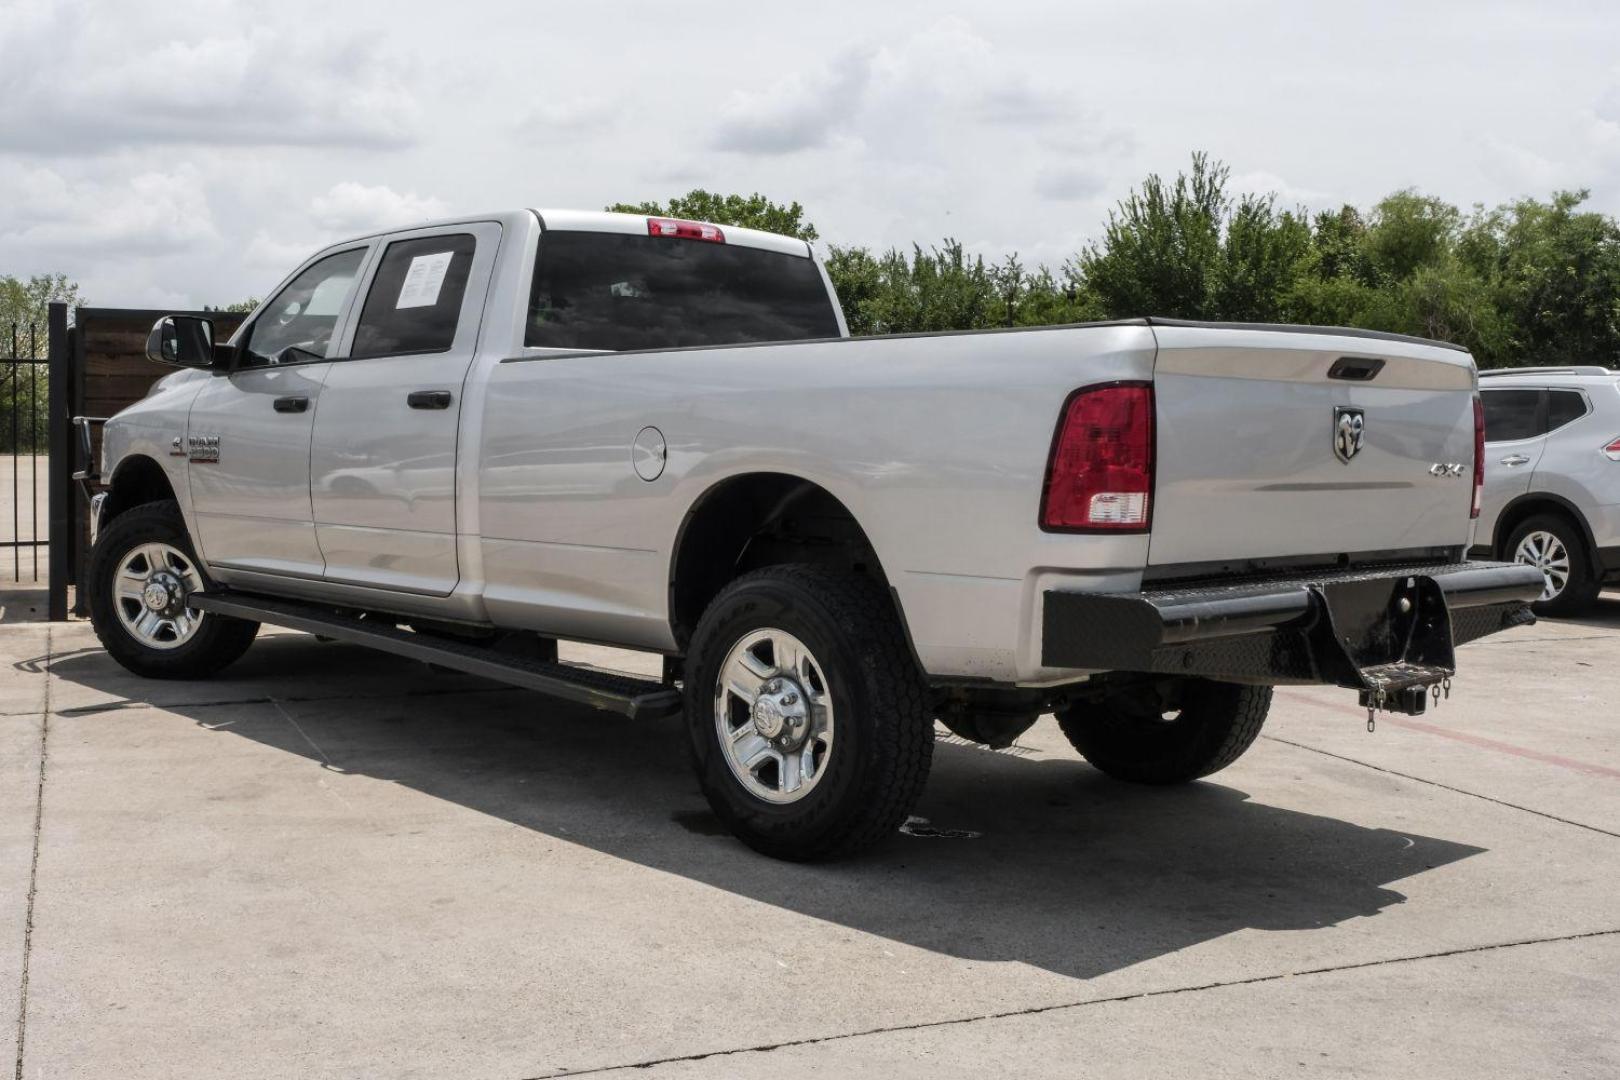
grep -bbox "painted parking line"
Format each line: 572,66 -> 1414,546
1276,688 -> 1620,781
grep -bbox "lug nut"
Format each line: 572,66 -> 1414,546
781,692 -> 798,705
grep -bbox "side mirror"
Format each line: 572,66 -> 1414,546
145,315 -> 216,369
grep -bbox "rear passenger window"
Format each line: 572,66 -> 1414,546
526,232 -> 839,351
351,234 -> 476,358
1481,390 -> 1543,442
1546,391 -> 1588,432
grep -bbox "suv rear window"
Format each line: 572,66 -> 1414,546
525,232 -> 838,352
1546,390 -> 1588,432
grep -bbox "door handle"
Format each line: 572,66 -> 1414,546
273,396 -> 309,413
407,390 -> 453,410
1499,454 -> 1531,466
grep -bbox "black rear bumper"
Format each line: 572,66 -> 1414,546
1042,561 -> 1542,706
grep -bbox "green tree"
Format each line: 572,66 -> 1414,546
205,298 -> 260,314
611,170 -> 1620,366
1078,152 -> 1227,319
1214,194 -> 1311,322
1076,152 -> 1310,322
823,241 -> 1100,335
1458,190 -> 1620,367
0,274 -> 78,453
1280,191 -> 1515,361
1,273 -> 83,356
1362,191 -> 1461,282
606,190 -> 819,242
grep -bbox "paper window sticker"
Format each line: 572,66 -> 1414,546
396,251 -> 455,309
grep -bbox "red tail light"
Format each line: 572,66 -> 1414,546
1041,383 -> 1155,532
1471,394 -> 1485,519
647,217 -> 725,243
1603,436 -> 1620,462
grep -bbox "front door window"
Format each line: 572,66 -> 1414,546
241,248 -> 367,366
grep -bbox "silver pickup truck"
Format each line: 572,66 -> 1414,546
88,208 -> 1543,860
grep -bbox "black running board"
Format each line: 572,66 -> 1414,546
188,592 -> 684,721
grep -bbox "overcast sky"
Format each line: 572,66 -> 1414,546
2,0 -> 1617,309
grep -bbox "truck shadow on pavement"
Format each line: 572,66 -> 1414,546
37,634 -> 1485,984
1548,592 -> 1620,631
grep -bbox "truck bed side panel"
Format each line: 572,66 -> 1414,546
475,325 -> 1158,675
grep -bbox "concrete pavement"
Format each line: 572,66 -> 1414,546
3,598 -> 1618,1078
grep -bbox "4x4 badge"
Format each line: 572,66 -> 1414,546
1333,406 -> 1365,464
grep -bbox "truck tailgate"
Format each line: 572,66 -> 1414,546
1147,325 -> 1477,568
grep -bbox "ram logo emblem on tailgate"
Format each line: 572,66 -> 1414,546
1333,406 -> 1365,464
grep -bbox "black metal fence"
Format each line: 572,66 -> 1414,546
3,323 -> 48,583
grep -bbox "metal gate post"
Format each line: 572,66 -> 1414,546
46,302 -> 69,621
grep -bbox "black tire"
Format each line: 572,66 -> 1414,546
683,565 -> 933,861
1505,513 -> 1601,617
87,500 -> 259,679
1055,679 -> 1272,785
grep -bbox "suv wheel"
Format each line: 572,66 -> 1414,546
683,565 -> 934,861
1506,514 -> 1601,617
88,500 -> 260,678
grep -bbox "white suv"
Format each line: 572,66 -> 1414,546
1475,366 -> 1620,615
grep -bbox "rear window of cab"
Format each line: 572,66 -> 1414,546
525,232 -> 839,352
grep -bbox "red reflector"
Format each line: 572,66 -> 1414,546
647,217 -> 725,243
1472,394 -> 1485,519
1041,383 -> 1155,532
1603,436 -> 1620,462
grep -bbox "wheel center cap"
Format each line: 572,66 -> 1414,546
143,571 -> 185,614
751,681 -> 810,745
752,697 -> 786,738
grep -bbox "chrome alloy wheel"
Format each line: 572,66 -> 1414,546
113,542 -> 206,650
713,628 -> 835,804
1513,529 -> 1571,602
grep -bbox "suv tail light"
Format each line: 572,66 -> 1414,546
1041,383 -> 1154,532
1471,394 -> 1485,518
647,217 -> 725,243
1603,436 -> 1620,462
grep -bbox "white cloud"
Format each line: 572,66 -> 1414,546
231,182 -> 450,278
1034,166 -> 1107,202
3,0 -> 1617,308
710,18 -> 1112,159
1477,140 -> 1569,196
712,52 -> 873,154
308,182 -> 449,234
0,162 -> 216,254
242,231 -> 324,274
520,97 -> 622,135
868,17 -> 1075,131
0,0 -> 421,153
1473,73 -> 1620,210
1228,171 -> 1335,211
